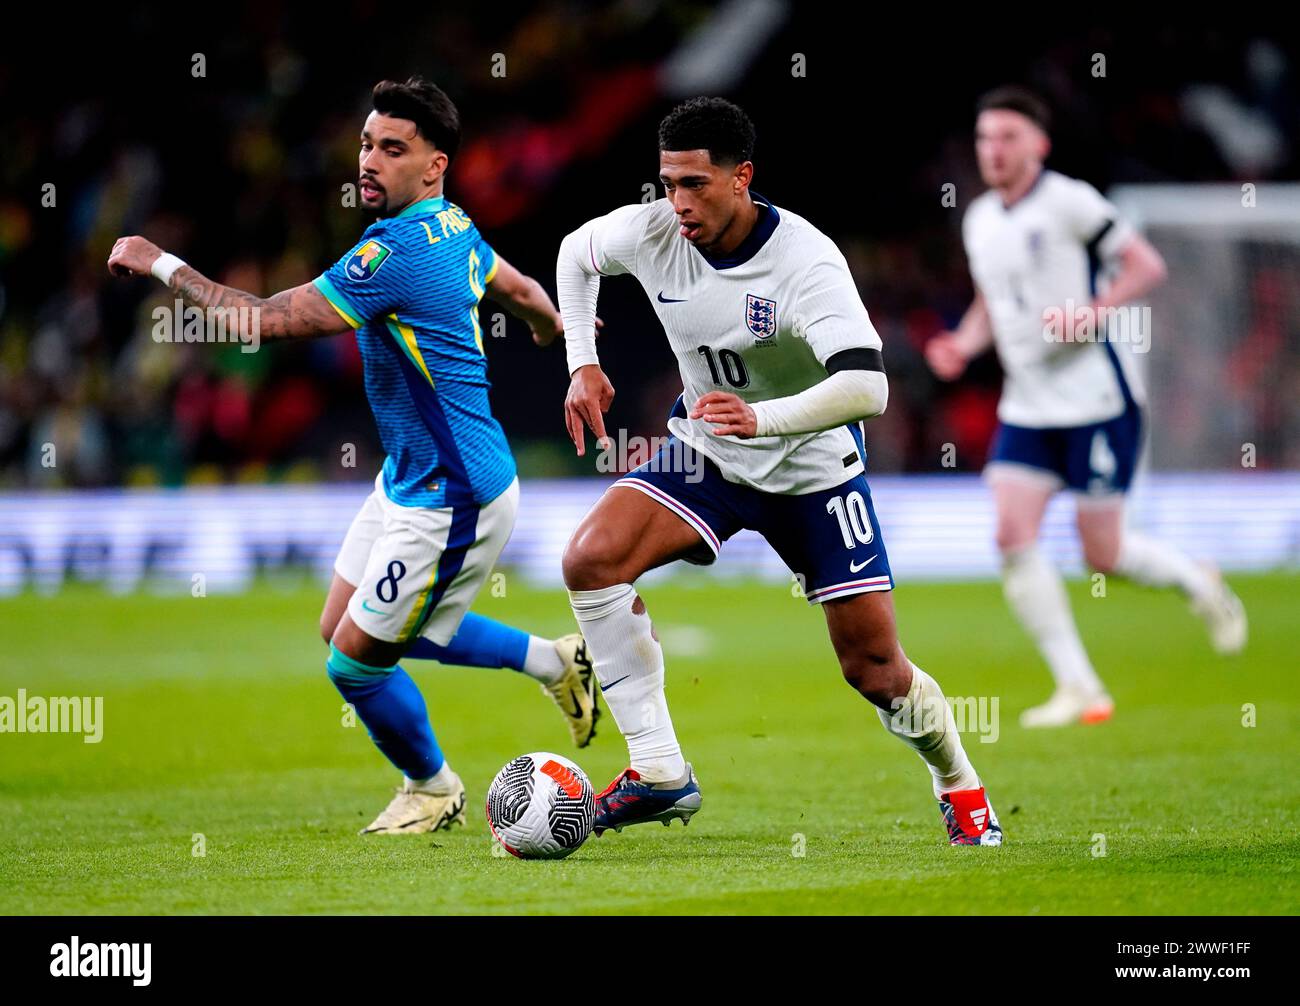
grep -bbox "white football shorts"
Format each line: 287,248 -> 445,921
334,472 -> 519,646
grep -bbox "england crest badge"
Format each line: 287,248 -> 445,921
746,293 -> 777,339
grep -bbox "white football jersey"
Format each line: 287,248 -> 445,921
574,195 -> 882,494
962,169 -> 1142,427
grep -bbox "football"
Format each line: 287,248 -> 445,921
485,752 -> 596,859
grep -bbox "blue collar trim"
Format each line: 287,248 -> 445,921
697,191 -> 779,270
1000,168 -> 1048,212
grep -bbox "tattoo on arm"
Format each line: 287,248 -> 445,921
169,267 -> 345,342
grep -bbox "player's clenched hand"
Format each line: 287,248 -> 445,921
531,318 -> 563,348
691,391 -> 757,439
107,236 -> 164,278
924,332 -> 969,381
565,364 -> 614,457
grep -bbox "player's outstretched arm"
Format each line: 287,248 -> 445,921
108,235 -> 349,342
926,288 -> 994,381
485,255 -> 566,347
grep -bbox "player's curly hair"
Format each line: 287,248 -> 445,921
658,97 -> 756,166
976,85 -> 1052,133
372,76 -> 461,159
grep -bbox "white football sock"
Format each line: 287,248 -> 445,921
406,760 -> 456,795
1002,544 -> 1105,694
568,583 -> 685,783
521,635 -> 565,685
878,663 -> 981,799
1114,532 -> 1216,603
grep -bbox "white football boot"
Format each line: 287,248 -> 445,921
1020,684 -> 1114,728
360,772 -> 467,835
1191,569 -> 1248,655
541,633 -> 601,748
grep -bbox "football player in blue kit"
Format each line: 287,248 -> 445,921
109,77 -> 599,834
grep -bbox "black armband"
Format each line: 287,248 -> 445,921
825,348 -> 884,374
1085,219 -> 1115,257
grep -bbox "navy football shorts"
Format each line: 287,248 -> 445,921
614,435 -> 894,604
985,400 -> 1144,499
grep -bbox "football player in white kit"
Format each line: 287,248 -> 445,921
556,98 -> 1002,846
926,87 -> 1247,728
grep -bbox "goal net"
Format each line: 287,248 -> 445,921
1107,183 -> 1300,473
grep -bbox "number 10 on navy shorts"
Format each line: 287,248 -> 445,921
615,436 -> 894,603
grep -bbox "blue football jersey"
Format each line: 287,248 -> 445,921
314,195 -> 515,508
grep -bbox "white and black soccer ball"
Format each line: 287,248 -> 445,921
485,752 -> 595,859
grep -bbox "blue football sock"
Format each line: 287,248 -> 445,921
327,644 -> 443,780
404,612 -> 530,671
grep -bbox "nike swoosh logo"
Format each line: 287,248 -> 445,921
849,554 -> 878,573
657,291 -> 687,303
600,675 -> 630,693
361,600 -> 386,614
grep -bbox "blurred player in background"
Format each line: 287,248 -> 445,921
109,77 -> 598,834
557,98 -> 1002,846
926,86 -> 1247,728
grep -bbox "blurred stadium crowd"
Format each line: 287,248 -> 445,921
2,4 -> 1297,488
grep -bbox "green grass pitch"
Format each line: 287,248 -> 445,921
1,572 -> 1296,915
